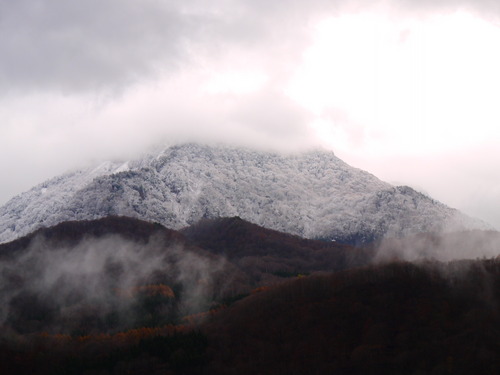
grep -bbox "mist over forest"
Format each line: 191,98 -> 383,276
0,216 -> 499,374
3,0 -> 500,373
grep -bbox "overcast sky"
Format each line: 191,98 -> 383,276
1,0 -> 500,228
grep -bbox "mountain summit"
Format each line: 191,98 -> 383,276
0,143 -> 489,245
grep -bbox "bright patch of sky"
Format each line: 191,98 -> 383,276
288,11 -> 500,157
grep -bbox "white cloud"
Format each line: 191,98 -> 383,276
1,0 -> 500,229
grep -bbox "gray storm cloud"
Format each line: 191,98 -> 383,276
0,0 -> 323,94
0,0 -> 186,93
1,0 -> 498,95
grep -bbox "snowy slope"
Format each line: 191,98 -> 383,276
0,143 -> 490,244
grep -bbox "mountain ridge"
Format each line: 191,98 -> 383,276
0,143 -> 490,245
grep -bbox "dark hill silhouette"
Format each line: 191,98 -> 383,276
0,215 -> 373,337
182,216 -> 373,284
0,216 -> 185,258
0,215 -> 373,288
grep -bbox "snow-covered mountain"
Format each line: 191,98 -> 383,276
0,143 -> 490,245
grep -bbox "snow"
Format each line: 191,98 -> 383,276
114,162 -> 130,173
0,143 -> 492,244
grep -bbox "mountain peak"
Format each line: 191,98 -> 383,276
0,143 -> 490,245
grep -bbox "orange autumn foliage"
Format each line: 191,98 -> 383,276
251,286 -> 270,294
182,306 -> 226,325
37,324 -> 191,346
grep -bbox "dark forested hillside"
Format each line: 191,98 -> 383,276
204,260 -> 500,375
0,216 -> 184,258
1,217 -> 499,374
0,216 -> 372,337
0,216 -> 249,337
182,216 -> 373,284
2,259 -> 500,374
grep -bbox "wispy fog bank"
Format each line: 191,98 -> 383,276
0,234 -> 232,334
374,230 -> 500,263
